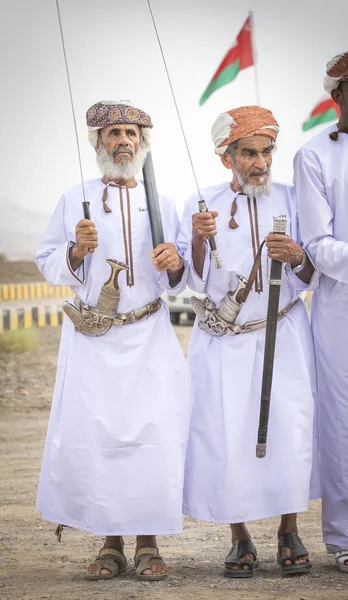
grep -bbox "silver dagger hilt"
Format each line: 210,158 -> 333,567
198,199 -> 221,269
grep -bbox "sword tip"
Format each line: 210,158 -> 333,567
256,443 -> 267,458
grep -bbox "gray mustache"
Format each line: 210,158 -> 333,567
113,145 -> 134,158
250,170 -> 269,176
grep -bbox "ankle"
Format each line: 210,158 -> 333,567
278,515 -> 298,538
136,535 -> 157,551
103,535 -> 124,550
230,523 -> 251,544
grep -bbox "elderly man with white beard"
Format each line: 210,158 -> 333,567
35,100 -> 190,581
177,105 -> 320,577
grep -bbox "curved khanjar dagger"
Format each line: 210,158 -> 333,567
62,259 -> 129,336
146,0 -> 221,269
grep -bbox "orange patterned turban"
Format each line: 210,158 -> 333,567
212,105 -> 279,155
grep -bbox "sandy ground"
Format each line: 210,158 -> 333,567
1,326 -> 348,600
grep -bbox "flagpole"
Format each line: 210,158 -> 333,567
249,11 -> 261,105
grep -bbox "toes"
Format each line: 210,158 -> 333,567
283,559 -> 292,566
148,559 -> 167,575
100,567 -> 112,576
295,554 -> 308,565
88,563 -> 99,575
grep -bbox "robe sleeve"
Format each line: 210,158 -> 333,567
35,194 -> 87,287
176,195 -> 211,294
284,184 -> 320,291
284,253 -> 319,291
156,195 -> 188,295
294,148 -> 348,284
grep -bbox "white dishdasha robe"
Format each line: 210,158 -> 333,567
178,181 -> 320,524
35,178 -> 191,536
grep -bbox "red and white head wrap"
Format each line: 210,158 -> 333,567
211,105 -> 279,155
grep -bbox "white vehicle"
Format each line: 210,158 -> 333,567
162,287 -> 204,325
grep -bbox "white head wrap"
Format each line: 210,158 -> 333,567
324,52 -> 348,93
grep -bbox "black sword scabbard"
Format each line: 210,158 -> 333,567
198,199 -> 221,269
256,216 -> 287,458
142,152 -> 165,249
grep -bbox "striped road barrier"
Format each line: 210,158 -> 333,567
0,305 -> 64,333
0,282 -> 71,303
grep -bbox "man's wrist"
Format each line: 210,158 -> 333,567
192,233 -> 206,249
70,244 -> 85,262
167,257 -> 184,276
290,249 -> 306,272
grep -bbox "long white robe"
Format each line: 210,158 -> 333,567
35,178 -> 191,536
177,181 -> 320,524
294,125 -> 348,552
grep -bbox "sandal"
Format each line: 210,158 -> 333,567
277,532 -> 312,575
335,550 -> 348,573
86,547 -> 127,580
224,540 -> 259,578
134,546 -> 168,581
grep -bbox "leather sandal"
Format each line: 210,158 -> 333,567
224,540 -> 259,578
334,550 -> 348,573
86,547 -> 127,580
134,546 -> 168,581
277,532 -> 312,575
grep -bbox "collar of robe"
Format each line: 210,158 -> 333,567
329,122 -> 348,141
229,183 -> 263,294
100,178 -> 135,287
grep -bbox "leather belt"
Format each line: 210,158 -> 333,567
195,298 -> 299,337
230,299 -> 299,335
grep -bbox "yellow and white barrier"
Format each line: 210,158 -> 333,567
0,305 -> 64,332
0,282 -> 71,302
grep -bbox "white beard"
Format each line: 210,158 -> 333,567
236,171 -> 272,198
96,143 -> 148,181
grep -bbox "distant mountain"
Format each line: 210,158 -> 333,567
0,199 -> 50,260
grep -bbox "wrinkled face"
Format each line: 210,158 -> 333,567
99,123 -> 141,163
223,135 -> 273,187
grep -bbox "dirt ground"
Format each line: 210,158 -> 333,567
0,259 -> 43,284
1,326 -> 348,600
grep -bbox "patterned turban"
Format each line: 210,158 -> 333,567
211,106 -> 279,155
324,52 -> 348,93
86,100 -> 153,149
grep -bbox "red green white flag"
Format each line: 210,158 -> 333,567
199,15 -> 254,106
302,97 -> 339,131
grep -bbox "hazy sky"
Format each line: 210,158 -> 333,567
0,0 -> 347,218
